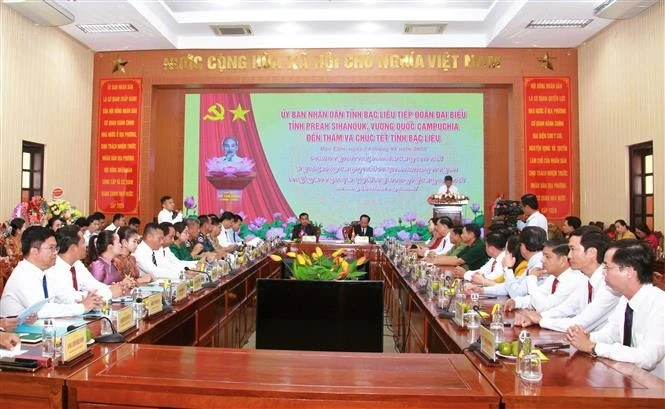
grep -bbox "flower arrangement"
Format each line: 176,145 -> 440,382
183,196 -> 197,217
45,198 -> 83,224
205,157 -> 256,176
270,247 -> 367,280
427,192 -> 469,204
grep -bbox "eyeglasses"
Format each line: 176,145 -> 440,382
601,262 -> 624,272
37,245 -> 59,253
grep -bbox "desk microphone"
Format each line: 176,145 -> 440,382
67,316 -> 125,343
184,267 -> 218,288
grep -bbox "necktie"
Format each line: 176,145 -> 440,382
70,266 -> 79,291
152,252 -> 157,266
587,282 -> 593,303
551,277 -> 559,294
362,228 -> 366,235
490,259 -> 497,271
446,186 -> 450,193
233,232 -> 238,242
42,275 -> 49,299
441,239 -> 447,250
623,304 -> 633,347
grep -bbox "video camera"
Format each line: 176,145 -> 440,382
491,200 -> 524,232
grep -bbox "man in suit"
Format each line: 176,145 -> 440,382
353,214 -> 373,239
291,212 -> 318,240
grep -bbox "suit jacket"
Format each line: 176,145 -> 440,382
353,225 -> 374,238
291,224 -> 318,240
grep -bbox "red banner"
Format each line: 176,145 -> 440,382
96,78 -> 141,214
523,77 -> 572,220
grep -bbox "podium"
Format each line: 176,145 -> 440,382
431,200 -> 468,226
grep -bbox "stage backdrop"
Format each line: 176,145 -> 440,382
183,92 -> 483,226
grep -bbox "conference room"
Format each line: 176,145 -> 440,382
0,0 -> 663,408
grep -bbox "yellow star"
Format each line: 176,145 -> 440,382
112,58 -> 128,74
537,53 -> 555,71
229,103 -> 251,121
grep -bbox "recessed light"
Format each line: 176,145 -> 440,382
358,22 -> 381,33
526,19 -> 593,29
76,23 -> 138,33
276,22 -> 302,34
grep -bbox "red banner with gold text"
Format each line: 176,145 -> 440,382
96,78 -> 141,214
523,77 -> 572,221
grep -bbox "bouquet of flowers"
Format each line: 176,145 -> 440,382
45,198 -> 83,224
427,192 -> 469,204
270,247 -> 367,280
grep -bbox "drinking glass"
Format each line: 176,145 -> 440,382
519,353 -> 543,382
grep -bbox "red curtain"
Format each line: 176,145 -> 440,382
198,93 -> 294,220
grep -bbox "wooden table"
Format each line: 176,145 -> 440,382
465,350 -> 665,409
0,343 -> 120,409
66,343 -> 500,409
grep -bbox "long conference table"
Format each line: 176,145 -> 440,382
1,243 -> 663,409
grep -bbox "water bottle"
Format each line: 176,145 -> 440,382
42,319 -> 56,358
516,330 -> 531,375
133,297 -> 144,327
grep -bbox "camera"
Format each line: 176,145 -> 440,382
492,200 -> 524,231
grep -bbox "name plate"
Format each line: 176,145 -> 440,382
61,327 -> 88,363
210,269 -> 220,283
116,306 -> 134,333
192,274 -> 203,292
145,293 -> 163,316
480,325 -> 497,361
354,236 -> 369,244
175,281 -> 187,302
453,301 -> 465,327
302,235 -> 317,243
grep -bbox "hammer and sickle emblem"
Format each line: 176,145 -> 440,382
203,103 -> 225,121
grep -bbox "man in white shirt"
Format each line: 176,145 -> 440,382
567,240 -> 665,379
464,230 -> 508,285
516,193 -> 548,236
477,226 -> 546,297
423,217 -> 454,258
505,238 -> 587,313
0,226 -> 102,318
51,225 -> 121,301
231,214 -> 244,243
436,175 -> 459,195
83,212 -> 105,248
515,226 -> 619,332
157,222 -> 197,270
217,211 -> 239,252
157,195 -> 183,224
134,223 -> 182,280
104,213 -> 125,233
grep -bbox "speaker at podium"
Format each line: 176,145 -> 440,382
428,193 -> 469,226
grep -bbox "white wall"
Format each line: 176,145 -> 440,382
578,1 -> 664,231
0,4 -> 93,220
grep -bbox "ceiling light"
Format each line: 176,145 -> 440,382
526,19 -> 593,29
76,23 -> 138,33
358,22 -> 381,33
403,23 -> 446,35
276,22 -> 302,34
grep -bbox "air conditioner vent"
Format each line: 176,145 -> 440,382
593,0 -> 657,20
210,25 -> 253,36
4,0 -> 74,26
403,23 -> 446,35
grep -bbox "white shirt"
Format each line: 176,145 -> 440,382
517,211 -> 548,236
429,232 -> 453,256
483,252 -> 544,297
540,265 -> 620,332
464,250 -> 506,282
0,259 -> 85,318
158,246 -> 197,271
217,226 -> 235,247
157,208 -> 183,224
104,223 -> 119,233
134,241 -> 181,280
591,284 -> 665,379
513,268 -> 587,313
49,256 -> 112,301
437,184 -> 459,195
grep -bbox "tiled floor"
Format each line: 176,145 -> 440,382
243,314 -> 399,352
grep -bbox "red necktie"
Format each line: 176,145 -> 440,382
490,259 -> 497,272
70,265 -> 79,291
446,187 -> 450,193
551,277 -> 559,294
587,282 -> 593,303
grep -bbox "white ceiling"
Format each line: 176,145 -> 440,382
45,0 -> 627,51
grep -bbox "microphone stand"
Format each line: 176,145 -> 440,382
184,267 -> 218,288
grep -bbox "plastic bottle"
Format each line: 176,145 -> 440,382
42,319 -> 56,358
